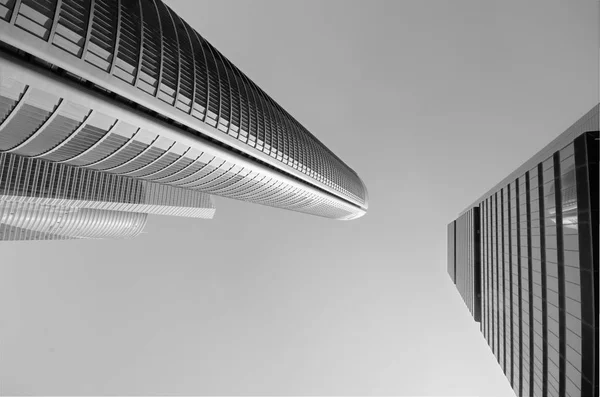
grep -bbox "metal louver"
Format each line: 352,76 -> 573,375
52,0 -> 90,57
14,0 -> 56,40
85,0 -> 117,71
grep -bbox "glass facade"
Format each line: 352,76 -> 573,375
449,207 -> 481,321
573,132 -> 598,396
448,220 -> 456,283
447,105 -> 598,397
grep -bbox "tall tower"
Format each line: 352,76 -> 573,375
0,0 -> 368,243
447,105 -> 598,397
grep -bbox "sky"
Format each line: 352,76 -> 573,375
0,0 -> 598,395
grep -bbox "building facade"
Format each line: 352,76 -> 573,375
0,152 -> 215,219
0,149 -> 215,241
0,201 -> 149,240
447,105 -> 598,397
0,0 -> 369,229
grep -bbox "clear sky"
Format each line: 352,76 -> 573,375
1,0 -> 598,395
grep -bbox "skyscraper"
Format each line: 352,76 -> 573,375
447,105 -> 598,397
0,0 -> 369,241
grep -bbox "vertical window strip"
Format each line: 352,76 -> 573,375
485,199 -> 490,346
490,197 -> 494,348
552,152 -> 567,397
513,179 -> 523,396
500,188 -> 507,373
573,133 -> 595,395
494,193 -> 500,360
506,186 -> 514,386
474,206 -> 481,322
537,161 -> 549,397
530,166 -> 542,395
525,171 -> 535,397
498,192 -> 504,368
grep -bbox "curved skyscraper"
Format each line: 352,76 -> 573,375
0,0 -> 369,235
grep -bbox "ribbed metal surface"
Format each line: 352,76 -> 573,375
0,0 -> 367,209
14,0 -> 57,40
52,0 -> 90,57
41,117 -> 114,162
92,139 -> 149,170
0,0 -> 17,22
127,150 -> 178,178
144,152 -> 193,181
67,132 -> 131,166
0,80 -> 25,122
85,0 -> 118,71
0,72 -> 360,221
0,151 -> 215,218
0,87 -> 62,150
0,200 -> 148,240
11,101 -> 90,156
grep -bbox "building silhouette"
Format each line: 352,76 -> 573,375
447,105 -> 598,397
0,0 -> 368,240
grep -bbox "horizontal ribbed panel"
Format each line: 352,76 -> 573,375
145,154 -> 193,181
128,151 -> 179,178
112,146 -> 164,175
15,102 -> 90,156
66,133 -> 129,166
159,158 -> 209,184
0,81 -> 27,123
0,0 -> 17,22
52,0 -> 90,57
0,200 -> 148,240
0,151 -> 215,219
40,122 -> 112,162
0,103 -> 57,150
91,139 -> 148,170
14,0 -> 56,40
180,161 -> 226,188
85,0 -> 117,71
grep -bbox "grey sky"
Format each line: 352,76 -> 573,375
1,0 -> 598,395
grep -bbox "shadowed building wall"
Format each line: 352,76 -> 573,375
449,207 -> 481,322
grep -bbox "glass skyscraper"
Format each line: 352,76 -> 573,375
0,0 -> 369,240
447,105 -> 598,397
